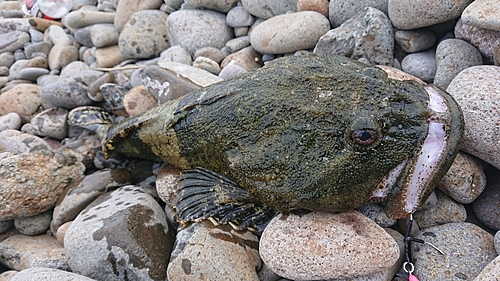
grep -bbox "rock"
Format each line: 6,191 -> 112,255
219,64 -> 247,80
328,0 -> 388,27
24,41 -> 52,59
157,61 -> 223,89
0,31 -> 30,53
0,220 -> 13,234
46,25 -> 70,45
221,46 -> 262,71
50,169 -> 132,234
388,0 -> 473,30
250,11 -> 329,55
159,46 -> 192,66
394,29 -> 436,53
0,18 -> 31,33
25,56 -> 48,69
64,185 -> 174,281
30,107 -> 69,140
0,84 -> 42,123
411,222 -> 496,280
7,59 -> 27,80
314,7 -> 394,65
123,85 -> 158,116
446,65 -> 500,169
155,166 -> 181,224
401,49 -> 436,83
455,18 -> 500,62
241,0 -> 298,19
142,65 -> 196,104
0,270 -> 18,281
48,39 -> 79,70
114,0 -> 163,31
166,9 -> 233,56
55,135 -> 101,170
472,174 -> 500,230
413,190 -> 467,229
437,152 -> 486,204
39,77 -> 92,110
100,83 -> 127,115
167,222 -> 260,281
74,25 -> 93,47
62,10 -> 115,32
118,10 -> 169,59
14,210 -> 52,236
19,67 -> 50,81
0,52 -> 14,67
297,0 -> 329,17
0,130 -> 51,154
475,255 -> 500,281
91,24 -> 119,47
193,56 -> 221,75
260,211 -> 400,280
226,36 -> 250,53
184,0 -> 237,13
461,0 -> 500,32
0,234 -> 69,271
10,267 -> 97,281
226,5 -> 255,27
88,73 -> 114,102
356,203 -> 397,228
434,39 -> 483,89
95,45 -> 125,68
0,150 -> 84,221
0,113 -> 22,131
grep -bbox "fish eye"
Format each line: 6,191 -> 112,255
352,129 -> 378,145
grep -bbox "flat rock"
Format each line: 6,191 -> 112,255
314,7 -> 394,65
388,0 -> 473,30
0,31 -> 30,54
95,45 -> 124,68
328,0 -> 388,27
10,267 -> 97,281
250,11 -> 330,54
0,234 -> 69,271
446,65 -> 500,169
412,222 -> 496,280
167,222 -> 260,281
461,0 -> 500,32
64,185 -> 174,281
14,210 -> 52,236
260,211 -> 400,280
241,0 -> 298,19
0,84 -> 42,123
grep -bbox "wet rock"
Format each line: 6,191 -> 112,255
0,84 -> 42,123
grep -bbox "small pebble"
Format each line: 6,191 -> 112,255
0,84 -> 41,123
226,5 -> 255,27
455,18 -> 500,62
94,45 -> 124,68
413,190 -> 467,229
0,112 -> 22,131
193,56 -> 221,75
394,29 -> 436,53
123,85 -> 158,116
401,49 -> 436,83
472,174 -> 500,230
114,0 -> 163,31
226,36 -> 250,53
194,46 -> 225,64
14,210 -> 52,236
30,107 -> 69,140
221,46 -> 262,71
62,10 -> 115,32
328,0 -> 387,27
90,23 -> 119,48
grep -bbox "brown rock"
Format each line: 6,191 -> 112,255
297,0 -> 329,17
123,85 -> 158,116
0,84 -> 42,123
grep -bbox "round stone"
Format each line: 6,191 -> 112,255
472,174 -> 500,230
30,107 -> 69,140
395,29 -> 436,53
0,84 -> 42,123
184,0 -> 237,13
461,0 -> 500,32
401,49 -> 436,83
114,0 -> 163,31
226,5 -> 255,27
123,85 -> 158,116
0,113 -> 22,131
90,23 -> 119,48
159,46 -> 192,65
241,0 -> 298,19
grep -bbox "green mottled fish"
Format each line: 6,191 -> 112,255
69,54 -> 464,230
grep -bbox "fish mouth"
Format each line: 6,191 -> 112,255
371,85 -> 464,219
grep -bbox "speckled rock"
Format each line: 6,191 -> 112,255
166,10 -> 233,56
0,150 -> 84,221
356,203 -> 397,228
99,83 -> 127,115
159,46 -> 192,65
114,0 -> 164,31
0,130 -> 51,154
184,0 -> 237,13
91,24 -> 119,48
55,135 -> 101,169
260,211 -> 400,280
40,77 -> 92,110
118,10 -> 169,59
30,107 -> 69,140
64,185 -> 174,281
10,267 -> 97,281
455,19 -> 500,62
475,255 -> 500,281
437,152 -> 486,204
413,190 -> 467,229
472,174 -> 500,230
446,65 -> 500,169
0,234 -> 69,271
411,222 -> 496,280
242,0 -> 298,19
0,84 -> 42,123
167,222 -> 260,281
434,39 -> 483,89
123,85 -> 158,116
461,0 -> 500,32
394,29 -> 436,53
14,210 -> 52,236
48,39 -> 79,70
141,65 -> 197,104
221,46 -> 262,71
388,0 -> 473,30
401,49 -> 436,83
328,0 -> 388,27
250,11 -> 329,55
0,113 -> 22,131
0,31 -> 30,53
94,45 -> 124,68
314,7 -> 394,66
297,0 -> 329,17
155,166 -> 181,223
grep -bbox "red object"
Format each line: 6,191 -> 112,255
25,0 -> 58,20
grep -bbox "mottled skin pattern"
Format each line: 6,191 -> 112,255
104,55 -> 461,218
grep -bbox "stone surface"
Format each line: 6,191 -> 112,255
472,174 -> 500,230
167,222 -> 260,281
95,45 -> 124,68
314,7 -> 394,65
250,11 -> 330,55
328,0 -> 388,27
475,255 -> 500,281
220,46 -> 262,71
123,85 -> 158,116
114,0 -> 163,31
412,222 -> 496,280
0,84 -> 42,123
62,10 -> 115,32
39,77 -> 93,110
461,0 -> 500,32
159,46 -> 192,65
401,49 -> 436,83
48,39 -> 79,70
394,29 -> 436,53
0,31 -> 30,54
64,185 -> 174,281
184,0 -> 238,13
30,107 -> 69,140
10,267 -> 97,281
413,190 -> 467,229
455,18 -> 500,62
241,0 -> 298,19
0,130 -> 51,154
260,211 -> 400,280
446,65 -> 500,170
0,150 -> 84,221
91,24 -> 119,48
14,210 -> 52,236
226,5 -> 255,27
0,234 -> 69,271
0,113 -> 22,131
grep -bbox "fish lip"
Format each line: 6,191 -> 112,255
383,85 -> 464,219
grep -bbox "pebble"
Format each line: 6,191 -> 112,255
0,234 -> 69,271
250,11 -> 330,55
411,222 -> 496,280
0,130 -> 52,154
437,152 -> 486,204
25,56 -> 48,68
226,5 -> 255,28
30,107 -> 69,140
158,60 -> 223,88
142,65 -> 195,104
297,0 -> 329,17
100,83 -> 127,114
74,25 -> 93,47
184,0 -> 238,13
394,29 -> 436,53
123,85 -> 158,116
0,220 -> 13,234
434,38 -> 483,89
7,59 -> 26,80
166,10 -> 233,56
94,45 -> 124,68
474,255 -> 500,281
314,7 -> 394,66
220,46 -> 262,71
455,18 -> 500,62
46,25 -> 70,45
167,222 -> 260,281
24,41 -> 52,59
0,150 -> 84,221
10,267 -> 97,281
48,39 -> 79,70
0,51 -> 14,67
260,211 -> 400,280
226,36 -> 251,53
401,49 -> 436,83
0,84 -> 41,123
159,46 -> 192,65
18,67 -> 50,81
62,10 -> 115,32
472,174 -> 500,230
0,31 -> 30,53
328,0 -> 388,27
413,190 -> 467,229
90,24 -> 119,48
461,0 -> 500,32
218,63 -> 247,80
118,10 -> 169,59
241,0 -> 298,19
0,112 -> 21,131
356,203 -> 397,228
193,56 -> 221,75
114,0 -> 164,31
388,0 -> 472,30
14,210 -> 52,236
446,65 -> 500,170
39,77 -> 92,109
64,185 -> 174,281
